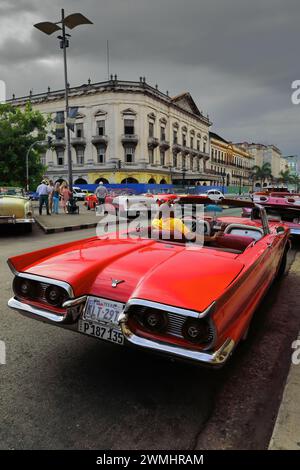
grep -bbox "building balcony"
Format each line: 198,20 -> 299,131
147,137 -> 159,149
181,146 -> 190,156
91,135 -> 109,146
159,139 -> 170,151
190,149 -> 198,157
199,151 -> 210,160
172,143 -> 181,154
121,134 -> 139,145
71,136 -> 86,146
52,138 -> 66,147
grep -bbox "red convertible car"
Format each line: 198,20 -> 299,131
244,192 -> 300,237
7,198 -> 290,367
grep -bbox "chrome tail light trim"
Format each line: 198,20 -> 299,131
119,311 -> 233,366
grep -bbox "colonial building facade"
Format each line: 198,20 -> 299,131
209,132 -> 255,188
235,142 -> 287,180
10,78 -> 212,185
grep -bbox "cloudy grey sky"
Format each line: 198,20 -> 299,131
1,0 -> 299,155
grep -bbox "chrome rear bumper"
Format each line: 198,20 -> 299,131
8,296 -> 86,324
118,312 -> 235,366
0,216 -> 34,224
8,296 -> 235,366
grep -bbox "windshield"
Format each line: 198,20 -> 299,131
0,187 -> 24,196
264,206 -> 300,223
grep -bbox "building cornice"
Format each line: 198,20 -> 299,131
8,79 -> 212,127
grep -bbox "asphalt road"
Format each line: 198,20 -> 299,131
0,224 -> 300,450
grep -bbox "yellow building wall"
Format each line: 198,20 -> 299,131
88,171 -> 172,184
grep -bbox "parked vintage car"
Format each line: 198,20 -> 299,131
108,192 -> 179,217
7,198 -> 290,367
243,192 -> 300,237
198,189 -> 225,201
0,187 -> 34,232
73,187 -> 90,201
84,193 -> 98,210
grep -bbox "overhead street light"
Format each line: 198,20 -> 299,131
34,10 -> 93,190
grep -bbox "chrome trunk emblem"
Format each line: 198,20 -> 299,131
111,279 -> 124,288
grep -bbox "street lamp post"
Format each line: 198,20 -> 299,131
239,175 -> 242,196
168,163 -> 173,185
182,166 -> 186,188
34,10 -> 93,190
221,171 -> 226,194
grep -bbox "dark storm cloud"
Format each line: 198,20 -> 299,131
0,0 -> 299,154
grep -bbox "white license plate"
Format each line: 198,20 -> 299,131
78,320 -> 124,345
83,296 -> 124,326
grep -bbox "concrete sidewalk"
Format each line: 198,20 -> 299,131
34,202 -> 126,234
269,253 -> 300,450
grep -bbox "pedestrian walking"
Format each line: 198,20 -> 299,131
48,180 -> 54,213
52,182 -> 61,214
60,183 -> 72,214
36,180 -> 51,215
95,181 -> 108,205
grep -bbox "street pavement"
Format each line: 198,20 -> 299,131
269,253 -> 300,450
0,224 -> 300,450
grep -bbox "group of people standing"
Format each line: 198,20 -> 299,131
36,180 -> 72,215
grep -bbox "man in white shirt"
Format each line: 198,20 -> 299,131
36,180 -> 51,215
95,182 -> 108,205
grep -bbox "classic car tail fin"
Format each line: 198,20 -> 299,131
7,237 -> 97,274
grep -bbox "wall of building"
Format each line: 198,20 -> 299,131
11,80 -> 212,185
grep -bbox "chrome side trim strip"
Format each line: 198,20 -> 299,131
125,298 -> 216,319
14,273 -> 74,298
119,311 -> 234,365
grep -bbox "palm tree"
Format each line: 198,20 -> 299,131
250,162 -> 272,188
278,169 -> 291,187
289,174 -> 300,192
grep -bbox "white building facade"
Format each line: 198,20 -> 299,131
10,78 -> 212,185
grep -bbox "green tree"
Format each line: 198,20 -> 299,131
250,162 -> 272,187
0,102 -> 49,190
289,173 -> 300,192
278,169 -> 292,186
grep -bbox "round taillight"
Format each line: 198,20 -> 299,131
45,285 -> 65,306
142,309 -> 168,332
182,318 -> 211,344
13,277 -> 36,298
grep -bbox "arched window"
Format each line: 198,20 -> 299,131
121,177 -> 139,184
55,178 -> 67,185
74,178 -> 87,185
148,178 -> 156,184
160,179 -> 167,184
95,177 -> 109,184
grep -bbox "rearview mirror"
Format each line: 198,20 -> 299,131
276,226 -> 285,234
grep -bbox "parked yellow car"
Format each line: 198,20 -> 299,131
0,187 -> 34,232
